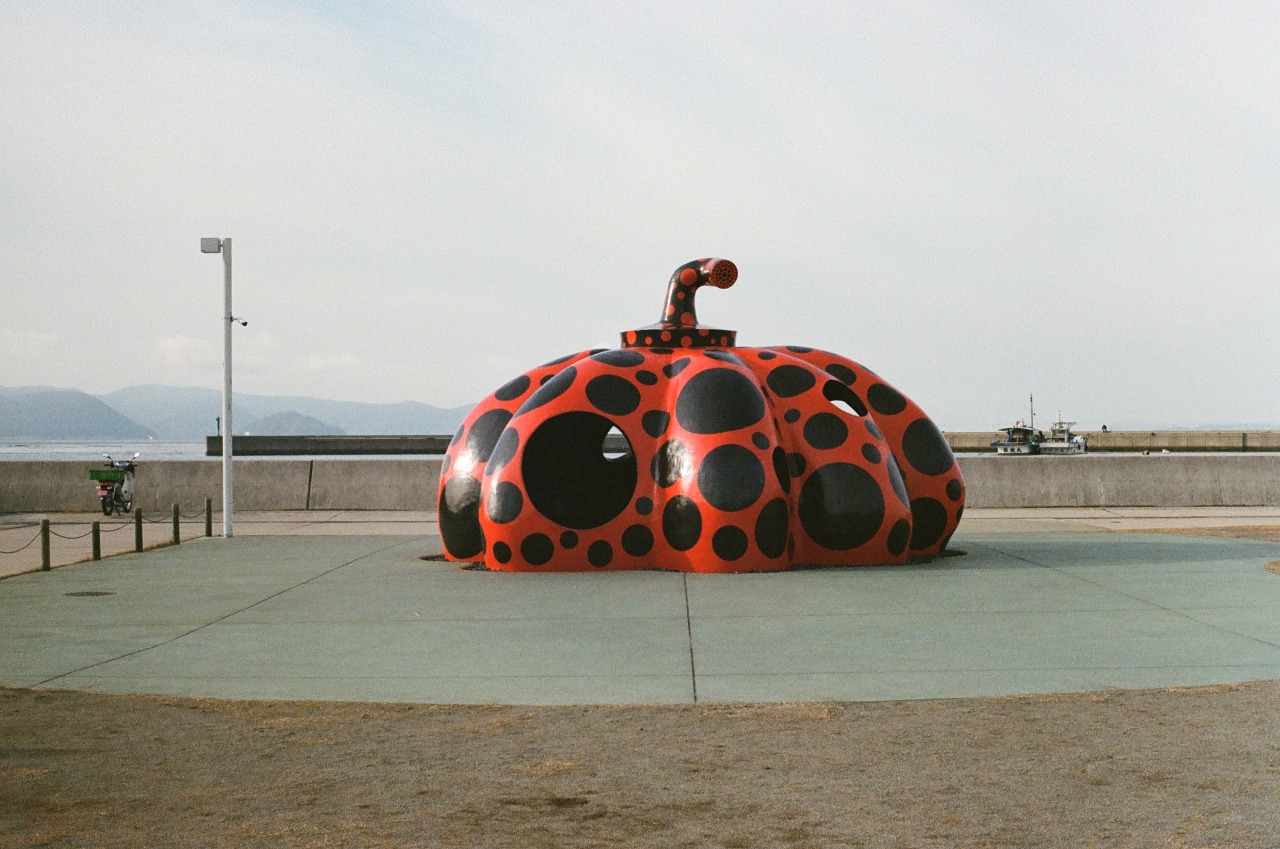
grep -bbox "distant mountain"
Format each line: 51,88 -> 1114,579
245,411 -> 345,436
97,385 -> 472,438
0,387 -> 153,439
101,386 -> 224,439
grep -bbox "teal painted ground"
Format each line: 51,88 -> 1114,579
3,532 -> 1279,704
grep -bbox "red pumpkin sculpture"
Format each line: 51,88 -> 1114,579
438,259 -> 964,572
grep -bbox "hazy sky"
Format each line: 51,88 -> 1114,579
2,1 -> 1277,429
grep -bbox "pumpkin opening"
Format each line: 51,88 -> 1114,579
523,411 -> 637,530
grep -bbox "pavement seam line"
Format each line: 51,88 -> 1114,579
965,537 -> 1280,654
33,536 -> 423,688
683,573 -> 697,703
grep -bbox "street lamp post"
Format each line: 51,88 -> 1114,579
200,237 -> 246,537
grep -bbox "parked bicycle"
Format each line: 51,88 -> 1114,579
89,453 -> 139,516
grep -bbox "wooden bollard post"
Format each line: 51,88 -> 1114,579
92,521 -> 101,561
40,519 -> 50,571
134,508 -> 143,552
172,504 -> 181,545
204,498 -> 213,538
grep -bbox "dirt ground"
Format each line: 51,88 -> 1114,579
4,525 -> 1280,848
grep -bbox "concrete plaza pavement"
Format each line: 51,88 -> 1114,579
2,508 -> 1279,704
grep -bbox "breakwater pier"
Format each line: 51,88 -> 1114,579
5,446 -> 1280,515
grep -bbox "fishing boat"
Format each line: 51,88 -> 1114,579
1039,419 -> 1087,455
991,395 -> 1086,455
991,422 -> 1040,455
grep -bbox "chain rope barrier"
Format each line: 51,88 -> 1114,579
0,529 -> 43,554
49,526 -> 98,540
2,500 -> 212,569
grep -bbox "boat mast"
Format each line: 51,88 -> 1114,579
1029,394 -> 1035,431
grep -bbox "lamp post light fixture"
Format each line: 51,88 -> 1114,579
200,237 -> 246,538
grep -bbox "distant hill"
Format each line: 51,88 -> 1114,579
245,411 -> 345,436
0,387 -> 153,439
0,384 -> 473,439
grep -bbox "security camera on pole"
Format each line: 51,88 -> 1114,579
200,237 -> 247,537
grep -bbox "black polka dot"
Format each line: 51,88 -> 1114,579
650,347 -> 674,355
588,540 -> 613,567
635,497 -> 654,515
560,530 -> 579,548
771,447 -> 791,494
752,432 -> 770,450
675,368 -> 765,434
704,350 -> 744,365
520,533 -> 554,566
757,350 -> 778,360
663,495 -> 702,551
642,410 -> 671,438
652,438 -> 691,487
946,478 -> 964,502
449,422 -> 465,447
586,374 -> 641,417
464,409 -> 512,463
486,481 -> 523,523
910,497 -> 948,550
712,526 -> 748,561
697,444 -> 766,512
439,475 -> 483,559
825,363 -> 857,384
517,366 -> 577,415
637,370 -> 658,385
539,352 -> 579,368
492,541 -> 512,563
867,383 -> 908,416
591,349 -> 645,367
787,453 -> 807,478
887,455 -> 910,508
485,428 -> 519,478
887,519 -> 911,555
902,417 -> 955,476
754,498 -> 789,559
622,525 -> 654,557
784,409 -> 801,424
441,454 -> 452,475
662,357 -> 691,378
862,443 -> 882,464
786,345 -> 813,353
766,365 -> 816,398
494,374 -> 532,402
803,412 -> 849,450
798,463 -> 885,551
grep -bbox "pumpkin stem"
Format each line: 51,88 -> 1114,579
661,258 -> 737,329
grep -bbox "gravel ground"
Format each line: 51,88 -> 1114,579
3,683 -> 1280,848
4,525 -> 1280,848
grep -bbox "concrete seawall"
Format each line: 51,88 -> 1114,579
0,460 -> 443,513
958,455 -> 1280,508
4,455 -> 1280,513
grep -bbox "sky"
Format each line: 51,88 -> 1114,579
2,1 -> 1278,430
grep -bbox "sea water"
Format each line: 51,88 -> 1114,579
0,440 -> 443,461
0,439 -> 207,461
